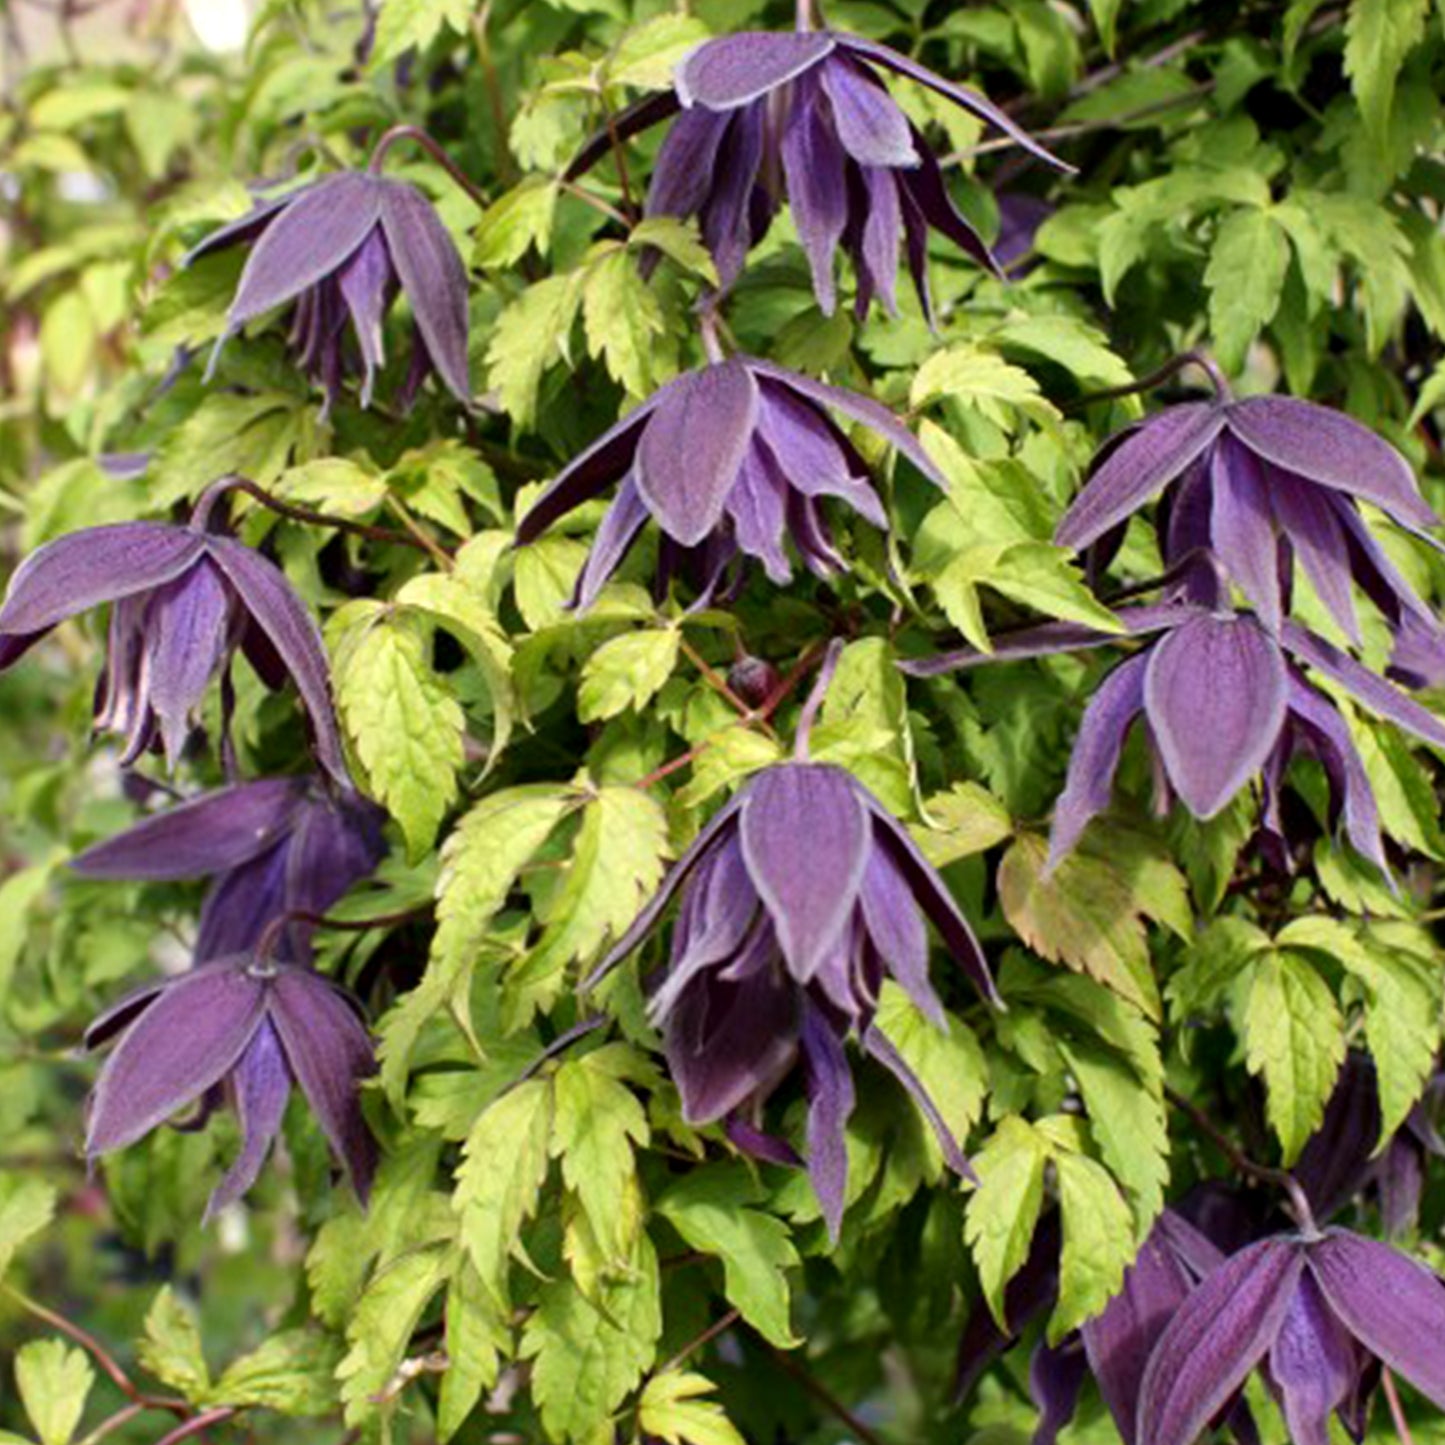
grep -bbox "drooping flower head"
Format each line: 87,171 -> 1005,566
904,601 -> 1445,871
186,170 -> 470,413
588,732 -> 995,1236
1139,1228 -> 1445,1445
569,29 -> 1068,317
72,776 -> 387,964
0,503 -> 347,779
85,953 -> 377,1217
1056,387 -> 1443,657
517,354 -> 944,609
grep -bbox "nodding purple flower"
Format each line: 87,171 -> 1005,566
85,953 -> 377,1218
0,515 -> 346,780
586,757 -> 995,1239
904,603 -> 1445,872
1056,389 -> 1443,657
516,354 -> 943,608
568,30 -> 1067,317
72,776 -> 387,965
1139,1228 -> 1445,1445
186,171 -> 470,414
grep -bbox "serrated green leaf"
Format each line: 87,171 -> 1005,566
0,1176 -> 57,1281
336,612 -> 466,859
438,1263 -> 507,1441
911,344 -> 1061,433
487,273 -> 585,427
474,176 -> 559,269
1050,1150 -> 1136,1341
639,1372 -> 747,1445
628,217 -> 719,284
1206,207 -> 1290,373
16,1341 -> 93,1445
214,1330 -> 342,1416
1243,949 -> 1345,1164
965,1116 -> 1050,1328
578,627 -> 680,722
583,248 -> 670,397
912,783 -> 1014,866
608,14 -> 712,88
656,1164 -> 800,1348
1343,0 -> 1429,138
139,1287 -> 211,1401
370,0 -> 471,67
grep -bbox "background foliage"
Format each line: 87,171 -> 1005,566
1,0 -> 1445,1442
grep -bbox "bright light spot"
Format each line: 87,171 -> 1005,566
183,0 -> 252,53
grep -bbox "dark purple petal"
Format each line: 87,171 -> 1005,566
268,968 -> 377,1201
1144,613 -> 1288,818
283,790 -> 388,954
83,977 -> 170,1051
636,359 -> 759,547
676,31 -> 836,109
0,524 -> 206,640
565,90 -> 682,182
1388,608 -> 1445,689
205,1020 -> 292,1219
72,777 -> 306,880
896,129 -> 999,276
1280,620 -> 1445,751
86,962 -> 268,1155
744,356 -> 945,486
739,764 -> 870,984
1286,676 -> 1389,877
195,841 -> 288,962
1137,1238 -> 1305,1445
841,36 -> 1073,172
1031,1338 -> 1088,1445
1211,434 -> 1281,632
1269,1270 -> 1358,1445
1056,404 -> 1227,553
664,959 -> 798,1124
863,798 -> 998,1005
863,1025 -> 971,1178
145,561 -> 236,769
780,80 -> 850,315
517,403 -> 658,544
700,106 -> 767,286
1081,1222 -> 1199,1445
573,475 -> 651,611
337,228 -> 394,408
1226,396 -> 1438,533
204,538 -> 349,783
585,797 -> 746,989
1048,651 -> 1147,866
818,56 -> 918,168
858,165 -> 903,316
224,173 -> 383,329
645,104 -> 731,220
724,1115 -> 802,1168
727,445 -> 792,584
1309,1230 -> 1445,1410
181,187 -> 308,265
377,179 -> 471,406
857,843 -> 940,1026
1375,1137 -> 1426,1239
755,382 -> 887,528
1266,478 -> 1359,642
800,997 -> 854,1242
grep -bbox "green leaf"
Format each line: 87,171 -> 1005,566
1086,0 -> 1124,55
1051,1150 -> 1136,1340
1205,207 -> 1290,373
520,1230 -> 662,1442
964,1116 -> 1050,1328
214,1331 -> 343,1416
551,1045 -> 650,1263
873,982 -> 989,1170
997,834 -> 1164,1019
0,1176 -> 57,1281
455,1077 -> 555,1310
583,248 -> 671,397
139,1287 -> 211,1401
639,1373 -> 747,1445
627,217 -> 719,284
1243,949 -> 1346,1164
912,783 -> 1014,867
487,273 -> 586,428
608,14 -> 713,88
1343,0 -> 1429,138
438,1264 -> 507,1440
474,176 -> 559,269
578,628 -> 680,722
15,1341 -> 93,1445
911,344 -> 1061,433
371,0 -> 472,67
655,1164 -> 800,1348
150,392 -> 305,507
336,611 -> 466,860
978,542 -> 1127,635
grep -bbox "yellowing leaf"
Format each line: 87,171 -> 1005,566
640,1373 -> 747,1445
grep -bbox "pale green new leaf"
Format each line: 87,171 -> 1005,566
15,1341 -> 93,1445
1206,207 -> 1290,373
1243,949 -> 1346,1164
0,1175 -> 56,1281
1051,1150 -> 1136,1340
474,176 -> 559,269
213,1331 -> 343,1417
639,1373 -> 747,1445
965,1116 -> 1051,1328
1343,0 -> 1429,139
487,273 -> 585,427
578,627 -> 680,722
139,1286 -> 212,1401
437,1264 -> 507,1441
912,782 -> 1014,867
911,344 -> 1061,433
628,217 -> 719,284
584,248 -> 670,397
371,0 -> 472,67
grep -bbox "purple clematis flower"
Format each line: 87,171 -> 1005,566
85,953 -> 377,1217
0,517 -> 347,780
516,354 -> 943,608
568,29 -> 1067,317
186,171 -> 470,413
72,776 -> 386,964
904,602 -> 1445,871
1056,390 -> 1443,652
1138,1228 -> 1445,1445
586,757 -> 995,1238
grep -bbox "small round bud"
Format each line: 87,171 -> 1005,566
727,655 -> 781,709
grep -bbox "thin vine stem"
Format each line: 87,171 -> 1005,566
367,124 -> 490,211
1063,348 -> 1231,410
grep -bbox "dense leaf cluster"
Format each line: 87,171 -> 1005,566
2,1 -> 1445,1443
